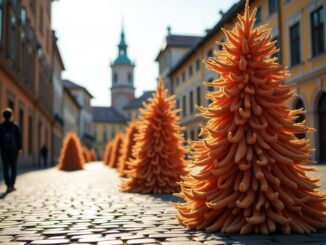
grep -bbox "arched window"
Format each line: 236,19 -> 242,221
128,72 -> 132,83
318,93 -> 326,161
293,98 -> 305,139
113,72 -> 118,83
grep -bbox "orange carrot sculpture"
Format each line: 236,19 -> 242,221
108,133 -> 124,168
102,142 -> 111,165
82,147 -> 91,163
57,131 -> 84,171
118,120 -> 139,177
174,1 -> 326,234
90,149 -> 97,161
120,81 -> 188,194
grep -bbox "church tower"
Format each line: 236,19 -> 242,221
110,28 -> 135,114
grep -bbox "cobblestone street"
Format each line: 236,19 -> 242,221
0,162 -> 325,245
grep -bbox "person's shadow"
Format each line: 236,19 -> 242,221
0,192 -> 8,199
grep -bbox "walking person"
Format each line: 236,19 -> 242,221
40,144 -> 48,167
0,108 -> 22,193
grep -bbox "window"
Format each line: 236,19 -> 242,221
256,7 -> 262,24
111,126 -> 115,138
271,36 -> 281,61
19,108 -> 24,142
268,0 -> 278,15
176,76 -> 180,87
311,7 -> 325,57
9,13 -> 17,60
290,23 -> 301,66
0,0 -> 3,44
113,72 -> 118,83
293,98 -> 306,139
217,38 -> 225,50
7,91 -> 15,111
190,130 -> 195,140
128,72 -> 132,83
103,131 -> 107,144
198,128 -> 202,139
27,46 -> 34,88
207,49 -> 213,58
183,131 -> 187,145
188,65 -> 193,77
196,86 -> 201,106
189,90 -> 194,114
30,0 -> 36,14
182,95 -> 187,117
19,33 -> 25,73
182,72 -> 185,82
28,115 -> 33,154
21,8 -> 27,25
207,79 -> 214,104
196,59 -> 200,71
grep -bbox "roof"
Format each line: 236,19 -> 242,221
112,54 -> 133,66
52,31 -> 65,70
63,87 -> 81,109
92,106 -> 127,124
167,0 -> 246,76
123,91 -> 154,110
112,29 -> 134,66
64,79 -> 94,98
155,34 -> 202,61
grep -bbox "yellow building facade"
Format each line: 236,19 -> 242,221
166,0 -> 326,161
92,107 -> 126,156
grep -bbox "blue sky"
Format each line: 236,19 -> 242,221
52,0 -> 238,106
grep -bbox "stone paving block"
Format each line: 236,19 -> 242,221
0,238 -> 13,243
30,239 -> 70,244
126,238 -> 159,244
98,241 -> 123,245
166,237 -> 190,242
0,163 -> 325,245
0,243 -> 26,245
161,242 -> 203,245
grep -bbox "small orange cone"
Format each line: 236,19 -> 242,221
58,131 -> 84,171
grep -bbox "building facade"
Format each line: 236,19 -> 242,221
92,107 -> 126,155
155,28 -> 202,93
0,0 -> 60,166
63,87 -> 81,137
64,80 -> 94,147
51,31 -> 65,164
158,0 -> 326,162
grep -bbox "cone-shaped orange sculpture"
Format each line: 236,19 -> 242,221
118,120 -> 139,177
90,149 -> 97,161
102,142 -> 112,165
82,147 -> 91,163
174,1 -> 326,235
57,131 -> 84,171
108,133 -> 124,168
121,81 -> 188,194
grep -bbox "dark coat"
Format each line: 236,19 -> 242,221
0,120 -> 22,151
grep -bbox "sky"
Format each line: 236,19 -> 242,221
51,0 -> 238,106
